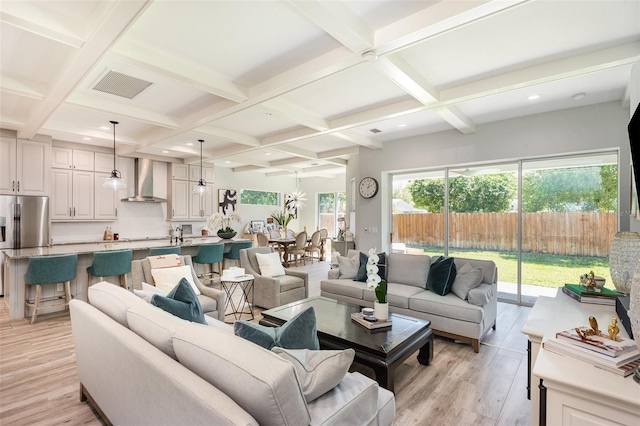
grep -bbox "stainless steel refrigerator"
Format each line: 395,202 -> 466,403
0,195 -> 50,296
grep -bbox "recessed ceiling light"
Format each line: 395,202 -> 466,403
397,123 -> 407,128
82,137 -> 91,140
186,142 -> 194,146
162,150 -> 169,154
225,160 -> 231,164
527,94 -> 541,101
572,92 -> 586,101
98,126 -> 109,130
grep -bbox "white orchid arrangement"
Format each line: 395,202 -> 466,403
207,212 -> 241,233
365,248 -> 387,303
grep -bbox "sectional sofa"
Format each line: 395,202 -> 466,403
70,281 -> 395,425
321,251 -> 498,352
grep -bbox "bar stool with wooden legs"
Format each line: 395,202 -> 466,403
191,242 -> 224,284
24,254 -> 77,324
87,249 -> 133,290
149,246 -> 181,256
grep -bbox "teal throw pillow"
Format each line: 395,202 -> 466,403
234,306 -> 319,350
151,277 -> 206,324
354,252 -> 387,282
427,256 -> 457,296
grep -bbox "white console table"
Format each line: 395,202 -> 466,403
522,288 -> 640,425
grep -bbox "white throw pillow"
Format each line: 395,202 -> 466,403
133,282 -> 168,303
151,266 -> 201,295
451,263 -> 483,300
337,256 -> 358,279
272,347 -> 355,402
255,252 -> 286,277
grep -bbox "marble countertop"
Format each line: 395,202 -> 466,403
1,236 -> 248,259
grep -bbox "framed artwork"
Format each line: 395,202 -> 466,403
266,217 -> 274,224
284,193 -> 297,218
251,220 -> 265,233
265,223 -> 276,233
218,189 -> 237,215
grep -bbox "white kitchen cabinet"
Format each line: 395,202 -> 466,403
94,152 -> 115,173
0,137 -> 16,194
94,172 -> 118,220
171,164 -> 189,180
170,180 -> 190,219
51,169 -> 94,221
1,138 -> 50,195
189,182 -> 215,219
189,165 -> 214,183
51,147 -> 94,171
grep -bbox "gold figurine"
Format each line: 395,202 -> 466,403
608,317 -> 620,341
575,316 -> 600,340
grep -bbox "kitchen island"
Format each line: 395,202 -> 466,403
1,236 -> 252,320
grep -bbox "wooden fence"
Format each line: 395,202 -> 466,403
392,212 -> 617,257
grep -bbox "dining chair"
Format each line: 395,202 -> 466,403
285,231 -> 307,266
319,228 -> 329,261
304,230 -> 322,263
256,232 -> 270,247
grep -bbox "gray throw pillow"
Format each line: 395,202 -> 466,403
234,307 -> 320,350
337,256 -> 358,279
272,347 -> 355,402
150,277 -> 206,324
451,263 -> 483,300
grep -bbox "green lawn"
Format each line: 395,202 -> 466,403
407,245 -> 613,290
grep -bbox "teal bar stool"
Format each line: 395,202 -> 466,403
192,243 -> 225,283
87,249 -> 133,290
223,240 -> 253,270
24,254 -> 77,324
148,246 -> 181,256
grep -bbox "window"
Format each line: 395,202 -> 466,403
318,192 -> 346,238
240,189 -> 280,206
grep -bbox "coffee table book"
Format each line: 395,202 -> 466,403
556,327 -> 637,357
350,312 -> 392,330
562,284 -> 624,305
543,337 -> 640,377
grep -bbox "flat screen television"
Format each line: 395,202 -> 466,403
630,103 -> 640,211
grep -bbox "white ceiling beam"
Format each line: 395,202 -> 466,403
318,146 -> 359,158
17,0 -> 152,140
333,130 -> 383,149
260,99 -> 329,131
0,114 -> 24,129
110,40 -> 248,102
374,0 -> 528,55
369,55 -> 439,105
66,92 -> 180,129
433,106 -> 476,134
329,98 -> 424,131
0,75 -> 46,100
0,9 -> 85,48
440,42 -> 640,104
286,0 -> 373,53
194,124 -> 261,147
233,164 -> 267,173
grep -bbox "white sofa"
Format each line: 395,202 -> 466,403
321,251 -> 497,352
70,281 -> 395,425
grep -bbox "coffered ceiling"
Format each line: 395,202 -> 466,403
1,0 -> 639,178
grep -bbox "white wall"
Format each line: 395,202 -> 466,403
355,101 -> 633,252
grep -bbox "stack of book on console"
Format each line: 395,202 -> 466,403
350,312 -> 392,330
562,284 -> 625,305
543,327 -> 640,377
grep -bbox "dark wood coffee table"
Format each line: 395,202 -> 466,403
259,296 -> 433,392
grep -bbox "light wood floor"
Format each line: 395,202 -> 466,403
0,260 -> 531,426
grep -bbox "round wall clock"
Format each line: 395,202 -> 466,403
359,177 -> 379,199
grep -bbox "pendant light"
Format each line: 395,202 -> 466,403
103,120 -> 126,190
193,139 -> 208,195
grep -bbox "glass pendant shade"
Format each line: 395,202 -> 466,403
103,120 -> 126,191
193,139 -> 208,195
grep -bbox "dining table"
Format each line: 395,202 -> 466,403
268,238 -> 296,267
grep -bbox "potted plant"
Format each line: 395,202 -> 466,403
207,212 -> 242,239
270,211 -> 294,235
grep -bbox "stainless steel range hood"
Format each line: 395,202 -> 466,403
121,158 -> 167,203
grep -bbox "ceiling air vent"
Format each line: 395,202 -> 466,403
92,71 -> 153,99
369,128 -> 382,134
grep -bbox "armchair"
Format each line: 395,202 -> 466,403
131,255 -> 226,322
239,247 -> 309,309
